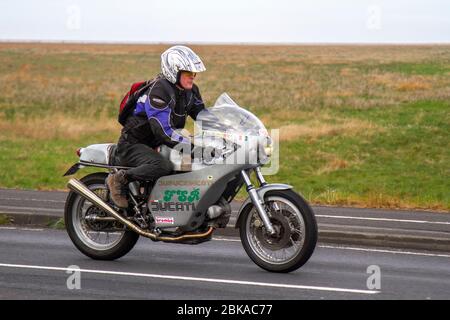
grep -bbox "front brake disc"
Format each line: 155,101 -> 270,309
255,212 -> 292,250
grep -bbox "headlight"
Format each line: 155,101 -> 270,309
263,136 -> 273,157
264,145 -> 273,157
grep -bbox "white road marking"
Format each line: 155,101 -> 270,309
0,205 -> 62,213
316,214 -> 450,226
2,204 -> 449,226
0,262 -> 379,295
0,226 -> 44,231
0,197 -> 65,203
20,228 -> 45,232
318,245 -> 450,258
212,237 -> 450,258
213,237 -> 241,242
0,231 -> 446,259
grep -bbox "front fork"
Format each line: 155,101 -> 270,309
241,168 -> 276,235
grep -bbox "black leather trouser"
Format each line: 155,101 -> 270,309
116,142 -> 173,182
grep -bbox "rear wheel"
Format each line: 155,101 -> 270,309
239,190 -> 317,273
64,172 -> 139,260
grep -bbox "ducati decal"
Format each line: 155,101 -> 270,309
151,202 -> 197,212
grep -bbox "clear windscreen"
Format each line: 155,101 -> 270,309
195,93 -> 269,140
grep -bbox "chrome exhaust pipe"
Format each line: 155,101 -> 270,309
84,215 -> 117,222
67,178 -> 158,239
67,178 -> 214,242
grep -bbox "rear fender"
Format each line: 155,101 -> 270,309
63,163 -> 84,176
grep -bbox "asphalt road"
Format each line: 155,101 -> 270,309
1,188 -> 449,243
0,227 -> 449,300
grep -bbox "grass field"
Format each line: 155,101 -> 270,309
0,43 -> 449,211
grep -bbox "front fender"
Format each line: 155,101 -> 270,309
234,183 -> 293,228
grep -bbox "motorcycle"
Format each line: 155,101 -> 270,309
64,93 -> 317,273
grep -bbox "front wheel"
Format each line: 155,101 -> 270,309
239,190 -> 318,273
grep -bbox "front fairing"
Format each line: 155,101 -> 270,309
194,93 -> 272,165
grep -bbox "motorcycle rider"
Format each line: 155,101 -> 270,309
107,45 -> 207,208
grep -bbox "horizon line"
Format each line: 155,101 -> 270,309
1,39 -> 449,46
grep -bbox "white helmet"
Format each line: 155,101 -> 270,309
160,45 -> 206,84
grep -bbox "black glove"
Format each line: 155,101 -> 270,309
191,145 -> 220,161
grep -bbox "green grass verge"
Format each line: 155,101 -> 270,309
0,43 -> 448,211
47,218 -> 66,230
0,214 -> 12,225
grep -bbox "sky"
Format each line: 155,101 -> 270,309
0,0 -> 449,44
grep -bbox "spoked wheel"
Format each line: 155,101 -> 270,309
240,190 -> 317,273
65,173 -> 139,260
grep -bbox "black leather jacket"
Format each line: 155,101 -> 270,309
118,76 -> 205,149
